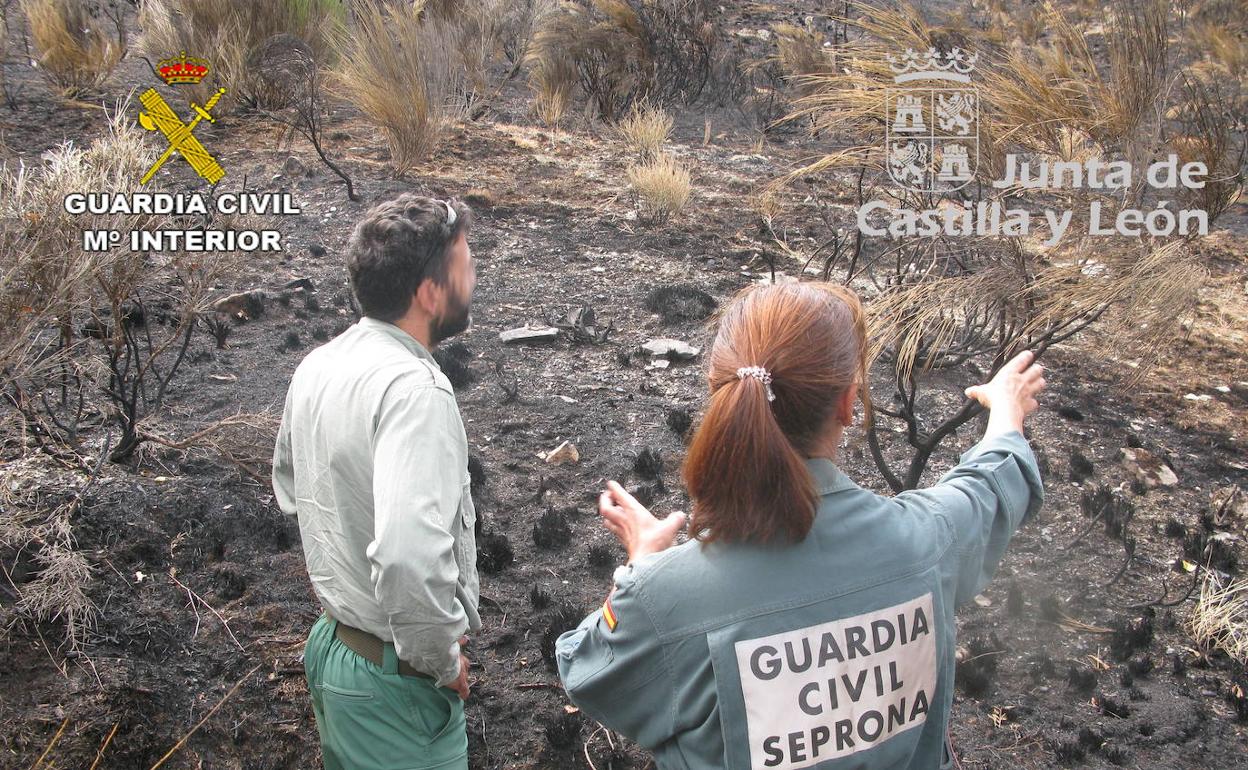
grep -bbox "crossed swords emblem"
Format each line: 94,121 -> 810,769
138,87 -> 227,185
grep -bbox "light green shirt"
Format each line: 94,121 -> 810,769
273,317 -> 480,687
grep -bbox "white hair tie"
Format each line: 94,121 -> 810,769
444,199 -> 457,227
736,366 -> 775,402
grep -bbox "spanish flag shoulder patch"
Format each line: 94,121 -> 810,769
602,598 -> 618,631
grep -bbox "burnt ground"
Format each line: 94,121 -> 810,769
2,3 -> 1248,769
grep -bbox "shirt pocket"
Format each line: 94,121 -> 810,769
455,476 -> 478,588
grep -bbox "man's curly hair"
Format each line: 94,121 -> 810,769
346,194 -> 472,322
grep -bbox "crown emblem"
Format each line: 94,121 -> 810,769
157,51 -> 210,85
888,47 -> 977,83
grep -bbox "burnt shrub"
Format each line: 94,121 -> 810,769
1110,610 -> 1155,660
477,531 -> 514,573
433,342 -> 477,391
1096,694 -> 1131,719
1077,727 -> 1103,752
1163,517 -> 1186,538
634,447 -> 664,480
1050,737 -> 1086,765
533,508 -> 572,550
666,407 -> 693,438
957,633 -> 1005,697
278,330 -> 302,352
312,324 -> 329,342
530,584 -> 552,611
587,543 -> 620,578
543,709 -> 584,750
1069,449 -> 1094,482
1103,745 -> 1130,765
468,454 -> 487,523
645,284 -> 716,323
541,602 -> 585,671
1006,580 -> 1024,617
201,314 -> 232,348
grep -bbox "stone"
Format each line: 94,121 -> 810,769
545,440 -> 579,465
1210,485 -> 1245,528
212,290 -> 265,320
1121,447 -> 1178,489
500,325 -> 560,344
641,338 -> 701,360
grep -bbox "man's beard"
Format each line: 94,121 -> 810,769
431,292 -> 471,346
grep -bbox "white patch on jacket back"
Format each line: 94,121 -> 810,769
734,593 -> 938,769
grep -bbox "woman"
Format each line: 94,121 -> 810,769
556,282 -> 1044,770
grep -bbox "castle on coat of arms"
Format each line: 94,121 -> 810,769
885,48 -> 979,193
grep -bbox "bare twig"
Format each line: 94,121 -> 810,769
29,717 -> 69,770
168,571 -> 245,652
149,664 -> 262,770
88,721 -> 120,770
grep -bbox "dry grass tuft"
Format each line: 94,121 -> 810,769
0,482 -> 98,650
138,0 -> 343,110
23,0 -> 126,96
627,153 -> 691,226
615,100 -> 674,160
331,0 -> 463,173
1188,573 -> 1248,667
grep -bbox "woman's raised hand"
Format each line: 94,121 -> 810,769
964,349 -> 1046,435
598,480 -> 687,564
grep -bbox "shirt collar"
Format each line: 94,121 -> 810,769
357,317 -> 438,366
804,457 -> 858,496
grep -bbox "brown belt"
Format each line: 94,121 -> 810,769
326,612 -> 432,680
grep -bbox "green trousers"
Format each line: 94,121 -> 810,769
305,614 -> 468,770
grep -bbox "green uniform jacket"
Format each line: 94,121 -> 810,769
557,431 -> 1042,770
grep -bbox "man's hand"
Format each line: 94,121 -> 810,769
449,636 -> 470,701
599,480 -> 686,563
964,349 -> 1046,437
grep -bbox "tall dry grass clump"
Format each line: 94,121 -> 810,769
527,0 -> 719,123
138,0 -> 344,110
332,0 -> 463,174
616,100 -> 673,160
1188,573 -> 1248,667
23,0 -> 126,96
627,153 -> 691,226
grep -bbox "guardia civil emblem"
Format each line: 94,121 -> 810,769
885,48 -> 978,193
138,51 -> 227,185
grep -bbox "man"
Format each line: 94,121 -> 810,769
272,194 -> 480,770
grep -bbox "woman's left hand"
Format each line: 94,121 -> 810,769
598,480 -> 687,563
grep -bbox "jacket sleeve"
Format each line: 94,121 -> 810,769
271,387 -> 297,518
556,561 -> 675,748
367,381 -> 469,687
894,430 -> 1043,607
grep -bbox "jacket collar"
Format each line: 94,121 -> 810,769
357,317 -> 438,366
804,457 -> 858,496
